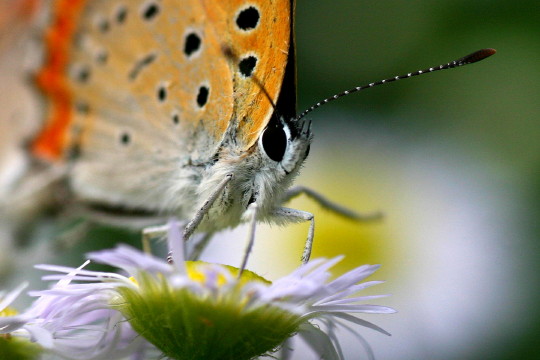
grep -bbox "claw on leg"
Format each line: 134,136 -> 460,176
272,207 -> 315,264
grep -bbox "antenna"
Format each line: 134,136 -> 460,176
221,44 -> 278,114
296,48 -> 496,121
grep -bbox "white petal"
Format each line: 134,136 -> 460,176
0,314 -> 32,333
334,319 -> 376,360
25,324 -> 54,348
317,294 -> 389,306
325,265 -> 380,294
0,282 -> 28,311
296,322 -> 341,360
87,245 -> 172,275
322,312 -> 391,336
167,219 -> 188,274
310,304 -> 396,314
315,281 -> 385,304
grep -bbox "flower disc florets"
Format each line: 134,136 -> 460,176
114,262 -> 301,360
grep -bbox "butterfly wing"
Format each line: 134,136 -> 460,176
201,0 -> 295,149
34,0 -> 294,212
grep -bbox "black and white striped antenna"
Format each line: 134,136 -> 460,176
296,48 -> 496,121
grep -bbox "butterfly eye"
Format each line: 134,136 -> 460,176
261,124 -> 288,162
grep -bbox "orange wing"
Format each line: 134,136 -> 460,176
203,0 -> 294,149
33,0 -> 86,160
33,0 -> 293,161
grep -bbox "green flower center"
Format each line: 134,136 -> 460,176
115,261 -> 302,360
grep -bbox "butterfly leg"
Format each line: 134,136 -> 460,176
283,186 -> 383,221
183,174 -> 234,242
188,231 -> 215,261
237,202 -> 260,275
272,207 -> 315,264
141,174 -> 233,262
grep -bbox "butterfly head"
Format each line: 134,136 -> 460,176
200,114 -> 311,226
258,116 -> 312,176
246,115 -> 312,211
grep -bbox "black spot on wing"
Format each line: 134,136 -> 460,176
239,55 -> 257,77
128,53 -> 157,80
141,2 -> 160,21
236,7 -> 260,31
184,32 -> 201,57
196,86 -> 209,107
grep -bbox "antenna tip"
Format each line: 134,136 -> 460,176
478,48 -> 497,58
461,48 -> 497,64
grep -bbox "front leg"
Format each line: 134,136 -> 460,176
143,174 -> 234,262
183,173 -> 234,242
238,202 -> 259,275
283,185 -> 382,221
272,207 -> 315,264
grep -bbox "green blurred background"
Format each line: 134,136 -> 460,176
275,0 -> 539,358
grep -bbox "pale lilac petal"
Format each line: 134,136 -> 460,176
301,256 -> 344,280
0,314 -> 32,333
24,324 -> 54,348
35,265 -> 134,285
336,320 -> 376,360
310,304 -> 396,314
323,319 -> 346,360
262,277 -> 322,301
281,257 -> 329,279
325,265 -> 381,294
296,322 -> 341,360
0,282 -> 28,312
278,336 -> 294,360
87,245 -> 171,275
318,294 -> 390,306
316,281 -> 385,304
167,219 -> 187,274
324,312 -> 392,336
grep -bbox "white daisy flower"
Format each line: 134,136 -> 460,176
0,282 -> 42,360
33,220 -> 395,360
0,263 -> 147,360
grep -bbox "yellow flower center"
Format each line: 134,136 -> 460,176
185,261 -> 270,286
0,306 -> 18,317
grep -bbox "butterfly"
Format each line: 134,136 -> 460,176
19,0 -> 493,267
30,0 -> 368,265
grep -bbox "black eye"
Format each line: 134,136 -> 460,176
261,124 -> 287,162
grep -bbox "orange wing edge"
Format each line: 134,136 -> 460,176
32,0 -> 86,161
